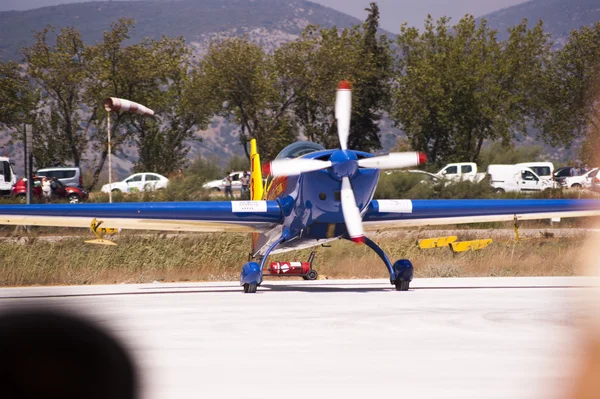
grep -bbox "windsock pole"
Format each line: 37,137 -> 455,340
103,97 -> 154,204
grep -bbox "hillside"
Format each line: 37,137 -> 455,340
483,0 -> 600,44
0,0 -> 372,176
0,0 -> 363,62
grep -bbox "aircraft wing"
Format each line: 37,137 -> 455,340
363,199 -> 600,230
0,201 -> 282,233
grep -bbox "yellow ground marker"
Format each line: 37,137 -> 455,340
449,239 -> 493,253
85,218 -> 118,246
84,238 -> 118,246
418,236 -> 458,249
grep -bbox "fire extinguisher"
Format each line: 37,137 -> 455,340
269,262 -> 310,275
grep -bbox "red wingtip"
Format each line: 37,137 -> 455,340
418,152 -> 428,165
350,236 -> 365,244
338,80 -> 351,90
262,162 -> 271,176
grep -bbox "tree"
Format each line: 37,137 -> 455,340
0,61 -> 36,128
347,2 -> 393,152
391,15 -> 551,165
85,20 -> 208,187
190,37 -> 298,161
536,23 -> 600,165
22,26 -> 89,168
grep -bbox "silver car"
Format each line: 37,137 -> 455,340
35,167 -> 82,188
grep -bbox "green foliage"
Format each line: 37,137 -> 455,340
22,26 -> 89,167
0,61 -> 37,128
391,15 -> 551,166
375,172 -> 495,200
190,37 -> 296,161
85,20 -> 208,189
478,142 -> 544,170
536,22 -> 600,165
190,6 -> 394,160
223,156 -> 250,175
347,3 -> 393,152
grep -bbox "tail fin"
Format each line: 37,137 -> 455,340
249,138 -> 265,256
250,138 -> 264,201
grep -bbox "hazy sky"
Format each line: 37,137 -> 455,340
0,0 -> 530,32
314,0 -> 529,32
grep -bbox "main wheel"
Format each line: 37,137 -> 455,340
243,283 -> 257,293
68,194 -> 81,204
304,270 -> 318,281
494,188 -> 505,194
571,183 -> 582,188
395,280 -> 410,291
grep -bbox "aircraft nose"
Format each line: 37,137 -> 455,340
329,150 -> 358,180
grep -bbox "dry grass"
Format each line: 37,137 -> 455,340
0,231 -> 589,286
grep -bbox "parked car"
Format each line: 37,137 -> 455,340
12,177 -> 88,203
592,175 -> 600,193
562,168 -> 599,189
100,173 -> 169,193
35,166 -> 82,188
554,166 -> 574,183
203,171 -> 248,192
435,162 -> 486,183
406,170 -> 443,184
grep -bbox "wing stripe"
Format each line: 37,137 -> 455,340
0,201 -> 282,223
365,199 -> 600,227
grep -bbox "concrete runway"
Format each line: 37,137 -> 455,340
0,277 -> 594,399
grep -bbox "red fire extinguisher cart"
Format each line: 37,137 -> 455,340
263,251 -> 318,280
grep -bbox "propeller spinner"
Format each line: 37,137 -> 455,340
266,80 -> 427,243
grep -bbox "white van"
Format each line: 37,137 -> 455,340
487,164 -> 556,193
515,162 -> 554,181
0,156 -> 17,196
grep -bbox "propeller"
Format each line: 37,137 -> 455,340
341,177 -> 364,243
264,80 -> 427,243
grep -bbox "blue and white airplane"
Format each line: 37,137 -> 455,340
1,81 -> 599,293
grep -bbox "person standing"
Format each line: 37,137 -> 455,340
240,171 -> 250,198
224,174 -> 233,199
571,163 -> 582,177
41,177 -> 52,203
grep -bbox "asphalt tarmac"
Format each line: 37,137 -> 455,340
0,277 -> 594,399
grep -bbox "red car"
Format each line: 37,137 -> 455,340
12,177 -> 88,203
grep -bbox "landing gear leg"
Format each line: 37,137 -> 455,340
360,237 -> 414,291
239,236 -> 285,293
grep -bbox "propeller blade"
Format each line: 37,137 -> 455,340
269,159 -> 333,177
335,81 -> 351,150
341,177 -> 364,243
357,152 -> 428,170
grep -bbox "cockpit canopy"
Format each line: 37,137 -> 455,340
275,141 -> 326,160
